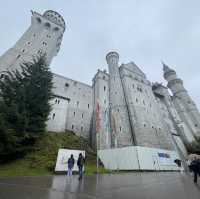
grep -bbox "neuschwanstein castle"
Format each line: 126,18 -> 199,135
0,10 -> 199,158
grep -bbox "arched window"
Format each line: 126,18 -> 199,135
104,86 -> 106,91
36,17 -> 41,23
44,22 -> 51,29
53,27 -> 59,32
16,55 -> 21,59
42,42 -> 47,46
65,83 -> 69,87
52,113 -> 55,120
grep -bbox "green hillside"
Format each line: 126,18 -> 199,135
0,132 -> 106,177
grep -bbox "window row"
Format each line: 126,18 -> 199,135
135,98 -> 152,107
55,99 -> 60,104
132,84 -> 151,96
143,124 -> 162,130
73,112 -> 84,119
71,124 -> 84,132
36,18 -> 60,32
76,101 -> 90,109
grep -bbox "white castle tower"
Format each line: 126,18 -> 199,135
0,10 -> 65,74
163,63 -> 200,139
106,52 -> 134,147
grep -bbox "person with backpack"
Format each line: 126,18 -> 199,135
67,154 -> 75,177
77,153 -> 85,180
190,157 -> 200,183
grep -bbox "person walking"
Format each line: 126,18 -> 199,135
67,154 -> 75,177
190,157 -> 200,183
77,153 -> 85,180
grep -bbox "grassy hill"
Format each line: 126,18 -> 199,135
0,132 -> 106,177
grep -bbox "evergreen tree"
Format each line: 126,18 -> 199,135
188,138 -> 200,155
0,55 -> 54,160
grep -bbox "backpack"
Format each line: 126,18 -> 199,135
77,157 -> 85,166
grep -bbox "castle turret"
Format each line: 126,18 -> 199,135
106,52 -> 133,147
0,10 -> 65,74
163,63 -> 200,138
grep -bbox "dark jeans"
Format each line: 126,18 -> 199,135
194,172 -> 198,183
78,165 -> 83,180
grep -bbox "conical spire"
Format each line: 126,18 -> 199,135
161,61 -> 174,73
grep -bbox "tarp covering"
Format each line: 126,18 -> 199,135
98,146 -> 181,171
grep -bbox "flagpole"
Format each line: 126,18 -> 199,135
97,132 -> 99,173
96,101 -> 100,174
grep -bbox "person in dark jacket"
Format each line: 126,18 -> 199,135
77,153 -> 85,180
190,158 -> 200,183
67,154 -> 75,177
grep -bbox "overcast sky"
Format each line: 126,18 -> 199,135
0,0 -> 199,108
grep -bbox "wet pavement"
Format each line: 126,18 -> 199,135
0,172 -> 200,199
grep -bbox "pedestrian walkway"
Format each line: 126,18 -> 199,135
0,172 -> 199,199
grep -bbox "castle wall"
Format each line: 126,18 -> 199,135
47,96 -> 69,132
91,70 -> 111,149
46,74 -> 93,139
120,63 -> 174,150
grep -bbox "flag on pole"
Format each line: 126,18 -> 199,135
96,101 -> 101,133
96,101 -> 101,172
